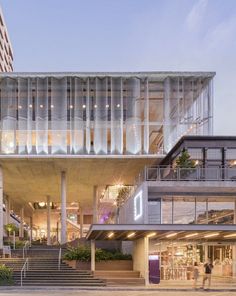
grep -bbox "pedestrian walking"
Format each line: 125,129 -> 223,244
192,262 -> 199,289
202,258 -> 213,290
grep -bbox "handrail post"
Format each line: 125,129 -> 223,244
58,248 -> 62,270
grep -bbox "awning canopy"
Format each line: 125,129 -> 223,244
86,224 -> 236,242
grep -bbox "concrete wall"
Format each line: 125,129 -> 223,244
119,183 -> 148,224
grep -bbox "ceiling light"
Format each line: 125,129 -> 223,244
51,104 -> 54,108
70,105 -> 73,109
29,104 -> 33,108
108,232 -> 114,238
40,104 -> 43,108
94,104 -> 97,108
18,105 -> 22,109
106,104 -> 109,108
185,233 -> 198,238
38,202 -> 46,207
147,232 -> 156,238
117,104 -> 120,108
224,233 -> 236,238
82,105 -> 86,109
127,232 -> 135,238
204,233 -> 219,238
166,233 -> 177,238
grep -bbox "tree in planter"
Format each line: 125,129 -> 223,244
4,224 -> 19,246
175,148 -> 196,179
115,187 -> 130,223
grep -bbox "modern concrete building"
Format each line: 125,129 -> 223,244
0,71 -> 214,247
2,71 -> 235,286
0,6 -> 13,72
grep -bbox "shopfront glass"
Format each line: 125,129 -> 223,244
151,241 -> 233,280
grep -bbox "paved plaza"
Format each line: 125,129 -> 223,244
0,289 -> 236,296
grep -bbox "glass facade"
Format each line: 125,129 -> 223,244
160,197 -> 235,225
0,73 -> 214,155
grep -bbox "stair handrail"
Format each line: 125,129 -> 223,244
22,241 -> 30,259
58,247 -> 62,270
20,258 -> 29,286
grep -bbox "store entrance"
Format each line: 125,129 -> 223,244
151,241 -> 233,280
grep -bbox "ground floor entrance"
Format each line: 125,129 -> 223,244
150,241 -> 234,280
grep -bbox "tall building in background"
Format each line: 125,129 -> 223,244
0,6 -> 13,72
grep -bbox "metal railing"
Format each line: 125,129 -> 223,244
22,241 -> 30,259
58,248 -> 62,270
135,166 -> 236,184
20,258 -> 29,286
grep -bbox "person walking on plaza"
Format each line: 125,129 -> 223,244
202,258 -> 214,290
192,262 -> 199,289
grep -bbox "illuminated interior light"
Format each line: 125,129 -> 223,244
204,233 -> 219,238
40,104 -> 43,108
18,105 -> 22,109
195,160 -> 199,165
51,104 -> 54,108
117,104 -> 120,108
127,232 -> 135,238
106,104 -> 109,108
94,104 -> 97,108
166,232 -> 178,238
29,104 -> 33,108
108,232 -> 114,238
82,105 -> 86,109
223,233 -> 236,238
185,233 -> 198,238
38,202 -> 46,207
70,105 -> 73,109
147,232 -> 156,238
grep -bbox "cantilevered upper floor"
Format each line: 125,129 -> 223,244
0,71 -> 214,156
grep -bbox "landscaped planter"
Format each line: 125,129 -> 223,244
63,260 -> 133,271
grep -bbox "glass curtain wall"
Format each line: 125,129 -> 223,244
160,196 -> 235,224
163,77 -> 213,152
0,75 -> 213,155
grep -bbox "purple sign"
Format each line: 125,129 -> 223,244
149,255 -> 160,284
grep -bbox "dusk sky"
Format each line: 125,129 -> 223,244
1,0 -> 236,135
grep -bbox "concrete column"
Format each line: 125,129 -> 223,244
133,237 -> 149,285
91,239 -> 95,272
5,196 -> 11,225
60,171 -> 67,244
30,216 -> 33,244
93,186 -> 98,224
20,207 -> 24,238
47,196 -> 51,245
80,207 -> 84,238
232,244 -> 236,278
0,166 -> 3,250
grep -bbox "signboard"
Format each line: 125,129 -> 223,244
149,255 -> 160,284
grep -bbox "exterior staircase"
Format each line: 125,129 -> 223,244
1,245 -> 105,286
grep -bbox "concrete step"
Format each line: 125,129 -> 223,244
94,270 -> 141,278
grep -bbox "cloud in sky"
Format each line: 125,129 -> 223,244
186,0 -> 208,31
205,16 -> 236,50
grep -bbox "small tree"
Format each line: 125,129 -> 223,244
175,148 -> 196,168
4,223 -> 18,237
115,187 -> 130,223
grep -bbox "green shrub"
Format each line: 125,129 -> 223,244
4,240 -> 26,249
0,264 -> 13,285
63,246 -> 91,262
63,246 -> 132,262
